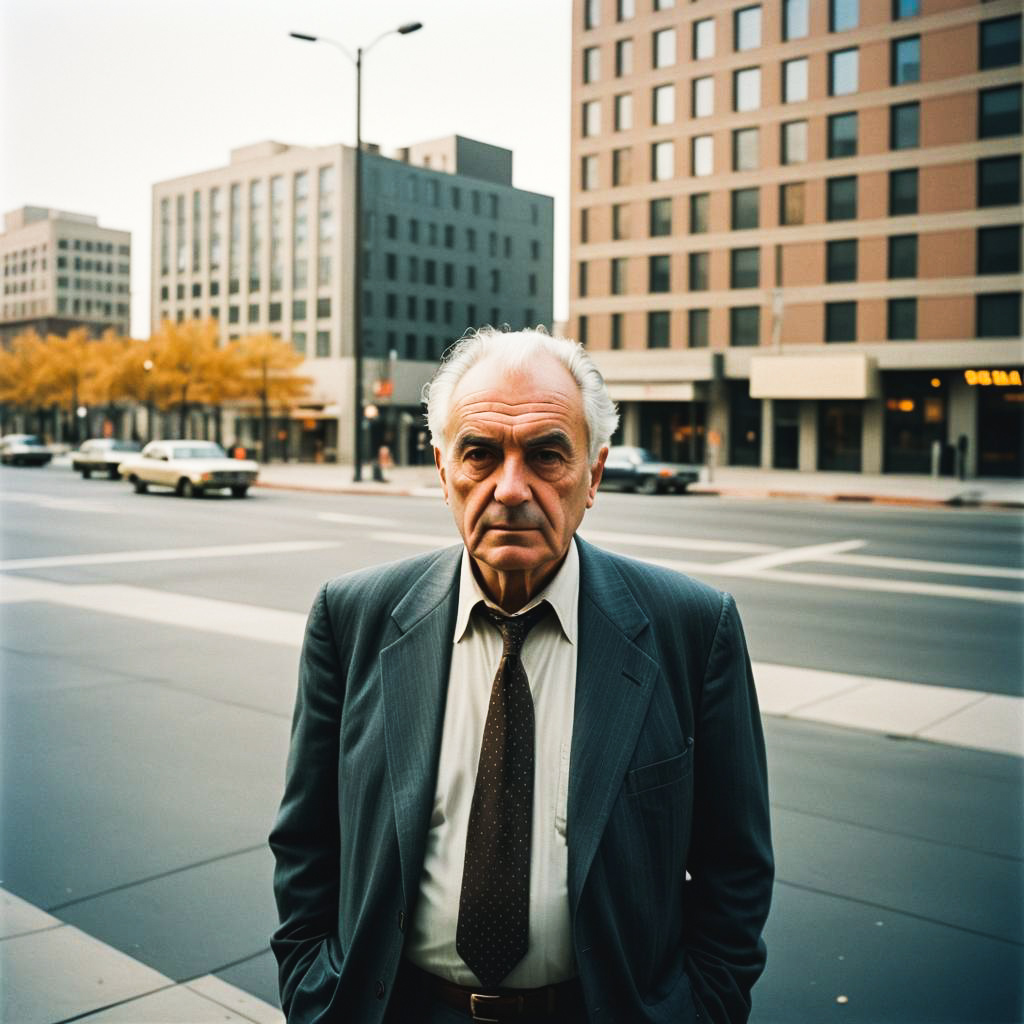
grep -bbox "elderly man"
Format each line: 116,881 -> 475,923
270,328 -> 773,1024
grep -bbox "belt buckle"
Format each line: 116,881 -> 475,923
469,992 -> 502,1022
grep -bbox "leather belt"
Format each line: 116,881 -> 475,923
404,963 -> 586,1021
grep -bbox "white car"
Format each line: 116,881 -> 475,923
72,438 -> 142,479
0,433 -> 53,467
119,440 -> 259,498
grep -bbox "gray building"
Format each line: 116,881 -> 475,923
151,136 -> 554,464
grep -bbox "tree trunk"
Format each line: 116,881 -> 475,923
179,386 -> 188,437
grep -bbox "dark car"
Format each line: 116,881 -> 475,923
600,445 -> 701,495
72,438 -> 142,479
0,434 -> 53,467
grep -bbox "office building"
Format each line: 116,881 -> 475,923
151,137 -> 554,463
1,207 -> 131,344
571,0 -> 1022,476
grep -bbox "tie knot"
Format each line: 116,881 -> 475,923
484,601 -> 548,656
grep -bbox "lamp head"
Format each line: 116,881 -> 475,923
289,31 -> 318,42
398,22 -> 423,34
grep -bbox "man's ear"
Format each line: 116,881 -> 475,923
586,446 -> 608,508
434,446 -> 449,503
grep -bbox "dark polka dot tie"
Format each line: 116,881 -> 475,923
456,602 -> 548,990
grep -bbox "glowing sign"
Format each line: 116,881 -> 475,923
964,369 -> 1023,387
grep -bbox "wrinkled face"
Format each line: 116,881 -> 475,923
436,354 -> 606,604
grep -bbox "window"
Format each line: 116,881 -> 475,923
652,141 -> 674,180
829,48 -> 858,96
731,248 -> 760,288
317,297 -> 331,318
891,102 -> 920,149
730,307 -> 760,346
825,302 -> 856,342
578,315 -> 588,345
828,112 -> 858,157
782,120 -> 808,164
583,46 -> 601,83
692,136 -> 713,176
650,197 -> 672,236
583,100 -> 601,137
830,0 -> 858,33
977,293 -> 1021,337
780,182 -> 806,225
827,239 -> 857,282
653,84 -> 675,125
582,154 -> 598,190
269,301 -> 282,322
892,36 -> 920,84
893,0 -> 919,19
980,16 -> 1022,71
584,0 -> 600,30
827,176 -> 858,220
784,0 -> 809,41
654,0 -> 675,8
889,169 -> 918,215
692,76 -> 714,117
690,193 -> 710,233
614,93 -> 633,130
315,330 -> 330,357
617,0 -> 634,21
616,38 -> 634,76
733,128 -> 759,171
734,68 -> 761,111
649,255 -> 671,293
979,86 -> 1022,138
734,6 -> 762,51
978,226 -> 1021,274
610,313 -> 623,350
689,252 -> 709,290
783,58 -> 808,103
293,298 -> 307,320
732,188 -> 760,229
693,18 -> 715,59
888,299 -> 917,340
613,148 -> 633,186
292,330 -> 307,354
689,309 -> 710,348
648,311 -> 670,348
888,234 -> 918,278
612,203 -> 631,239
654,28 -> 676,68
979,156 -> 1021,206
611,257 -> 628,294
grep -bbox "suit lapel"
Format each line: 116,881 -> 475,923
568,538 -> 659,917
379,545 -> 462,908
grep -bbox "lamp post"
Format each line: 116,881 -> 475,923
290,21 -> 423,481
143,359 -> 154,443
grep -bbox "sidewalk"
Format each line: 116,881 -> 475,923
254,460 -> 1024,509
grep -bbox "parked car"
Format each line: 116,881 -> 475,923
118,440 -> 259,498
72,438 -> 142,479
0,434 -> 53,467
600,445 -> 701,495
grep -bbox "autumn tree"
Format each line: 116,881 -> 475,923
0,330 -> 50,435
33,327 -> 109,443
150,318 -> 220,436
231,333 -> 311,459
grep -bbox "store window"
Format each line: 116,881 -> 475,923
883,373 -> 947,474
773,399 -> 800,469
729,381 -> 762,466
818,401 -> 862,471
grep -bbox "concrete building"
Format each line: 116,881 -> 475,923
1,207 -> 131,342
151,136 -> 554,463
571,0 -> 1022,477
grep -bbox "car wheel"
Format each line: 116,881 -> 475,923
108,467 -> 119,479
638,476 -> 659,495
132,476 -> 148,494
179,478 -> 202,499
230,485 -> 249,498
82,467 -> 92,479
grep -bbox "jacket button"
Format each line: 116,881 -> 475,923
398,911 -> 406,932
375,980 -> 385,999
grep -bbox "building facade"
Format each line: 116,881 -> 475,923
1,207 -> 131,342
151,137 -> 554,463
571,0 -> 1022,477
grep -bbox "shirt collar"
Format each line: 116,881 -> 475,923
454,538 -> 580,645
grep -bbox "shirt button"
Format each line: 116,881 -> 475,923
375,980 -> 386,999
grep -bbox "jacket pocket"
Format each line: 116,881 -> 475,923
624,739 -> 694,796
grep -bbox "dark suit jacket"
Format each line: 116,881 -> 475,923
269,537 -> 773,1023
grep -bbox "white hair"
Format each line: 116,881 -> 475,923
423,326 -> 619,463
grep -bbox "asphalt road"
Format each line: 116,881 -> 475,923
1,463 -> 1022,1023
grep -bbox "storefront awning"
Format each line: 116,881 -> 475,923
608,381 -> 698,402
750,354 -> 879,399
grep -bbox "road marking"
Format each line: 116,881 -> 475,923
825,551 -> 1024,580
0,540 -> 340,572
715,539 -> 867,574
0,491 -> 119,514
2,574 -> 1019,756
318,512 -> 398,526
367,530 -> 456,548
580,529 -> 779,554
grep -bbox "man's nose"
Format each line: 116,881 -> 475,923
493,454 -> 531,505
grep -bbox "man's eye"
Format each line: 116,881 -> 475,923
465,448 -> 493,462
534,450 -> 563,465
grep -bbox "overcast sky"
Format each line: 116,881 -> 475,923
0,0 -> 572,338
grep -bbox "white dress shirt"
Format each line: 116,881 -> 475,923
405,540 -> 580,987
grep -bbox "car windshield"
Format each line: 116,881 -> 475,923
610,446 -> 656,463
171,443 -> 228,459
111,440 -> 140,451
19,436 -> 45,446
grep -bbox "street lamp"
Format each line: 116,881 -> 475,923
143,359 -> 154,443
290,20 -> 423,481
